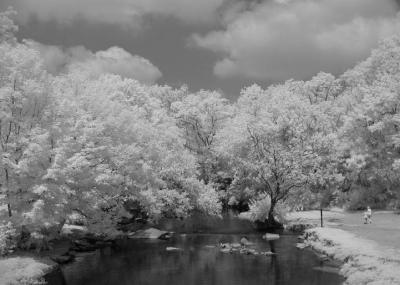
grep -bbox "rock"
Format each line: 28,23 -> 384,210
61,224 -> 88,237
240,248 -> 251,255
296,243 -> 308,249
220,248 -> 232,253
247,249 -> 258,255
262,251 -> 276,256
50,254 -> 74,264
262,233 -> 280,240
166,246 -> 182,251
231,243 -> 242,248
240,237 -> 254,246
128,228 -> 172,240
72,239 -> 97,252
159,232 -> 173,240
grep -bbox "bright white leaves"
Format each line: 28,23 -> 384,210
217,78 -> 345,212
0,8 -> 17,44
172,90 -> 233,183
0,13 -> 222,232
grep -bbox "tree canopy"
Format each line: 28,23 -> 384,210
1,10 -> 400,241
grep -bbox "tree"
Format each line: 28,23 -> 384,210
0,39 -> 49,218
303,72 -> 343,104
217,83 -> 337,226
44,73 -> 221,227
0,8 -> 17,44
172,90 -> 232,183
336,36 -> 400,209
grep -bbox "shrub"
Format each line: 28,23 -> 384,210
139,188 -> 193,220
247,194 -> 271,222
245,194 -> 288,223
0,221 -> 17,256
343,186 -> 394,210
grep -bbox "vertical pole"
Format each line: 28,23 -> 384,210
5,168 -> 12,217
320,208 -> 323,227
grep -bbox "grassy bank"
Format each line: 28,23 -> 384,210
0,256 -> 55,285
303,227 -> 400,285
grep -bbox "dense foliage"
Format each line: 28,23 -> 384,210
1,10 -> 400,250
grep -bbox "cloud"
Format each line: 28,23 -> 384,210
2,0 -> 226,28
27,41 -> 162,84
191,0 -> 400,81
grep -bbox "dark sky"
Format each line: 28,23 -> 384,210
15,16 -> 255,97
1,0 -> 400,100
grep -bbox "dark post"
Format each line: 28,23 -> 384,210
320,208 -> 323,227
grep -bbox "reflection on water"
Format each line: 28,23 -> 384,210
46,234 -> 343,285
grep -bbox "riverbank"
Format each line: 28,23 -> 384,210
303,226 -> 400,285
0,256 -> 56,285
45,232 -> 343,285
3,210 -> 397,284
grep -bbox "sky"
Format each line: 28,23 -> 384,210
1,0 -> 400,100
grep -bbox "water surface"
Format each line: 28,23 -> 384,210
46,234 -> 343,285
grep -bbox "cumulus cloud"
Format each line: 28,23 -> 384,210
2,0 -> 225,27
191,0 -> 400,81
27,41 -> 162,84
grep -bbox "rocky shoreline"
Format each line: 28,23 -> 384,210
0,218 -> 342,285
0,225 -> 176,285
300,227 -> 400,285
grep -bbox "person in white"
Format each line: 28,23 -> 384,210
364,206 -> 372,224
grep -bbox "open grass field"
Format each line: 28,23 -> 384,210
288,209 -> 400,250
337,211 -> 400,249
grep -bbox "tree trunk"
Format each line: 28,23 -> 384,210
254,198 -> 283,230
267,198 -> 283,229
268,199 -> 277,224
5,168 -> 12,217
7,203 -> 12,218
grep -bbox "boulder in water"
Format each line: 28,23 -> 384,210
220,243 -> 230,249
247,249 -> 258,255
240,237 -> 254,246
239,248 -> 251,255
50,253 -> 75,264
166,247 -> 182,251
296,243 -> 308,249
220,248 -> 232,253
261,251 -> 276,255
128,228 -> 172,240
262,233 -> 280,240
61,224 -> 88,237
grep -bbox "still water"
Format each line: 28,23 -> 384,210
46,233 -> 343,285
